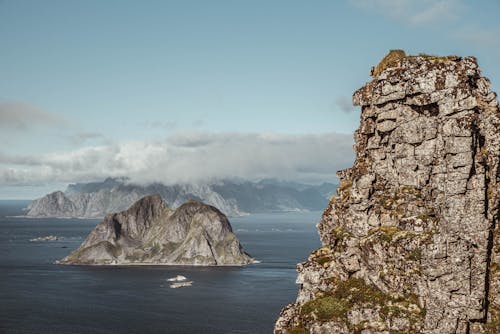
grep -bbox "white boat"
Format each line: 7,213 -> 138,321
169,281 -> 193,288
167,275 -> 187,282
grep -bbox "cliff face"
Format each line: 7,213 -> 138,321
25,181 -> 241,218
58,195 -> 253,266
25,191 -> 78,217
275,53 -> 500,333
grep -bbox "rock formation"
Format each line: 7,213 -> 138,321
25,178 -> 336,218
25,178 -> 242,218
58,195 -> 253,266
26,191 -> 78,217
274,52 -> 500,333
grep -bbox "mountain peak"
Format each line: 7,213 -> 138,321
58,196 -> 253,266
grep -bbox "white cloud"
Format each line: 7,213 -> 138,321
350,0 -> 462,26
0,132 -> 355,186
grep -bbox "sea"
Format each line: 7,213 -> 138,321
0,200 -> 322,334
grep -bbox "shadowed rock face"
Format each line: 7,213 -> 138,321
274,53 -> 500,333
58,195 -> 253,266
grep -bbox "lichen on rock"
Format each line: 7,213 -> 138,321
274,52 -> 500,333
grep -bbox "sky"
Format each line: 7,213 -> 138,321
1,0 -> 499,199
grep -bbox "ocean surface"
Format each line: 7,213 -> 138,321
0,201 -> 322,334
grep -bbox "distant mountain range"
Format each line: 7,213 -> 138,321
25,178 -> 338,218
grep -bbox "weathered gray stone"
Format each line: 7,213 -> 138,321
275,53 -> 500,334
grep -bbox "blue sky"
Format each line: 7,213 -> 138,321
1,0 -> 499,198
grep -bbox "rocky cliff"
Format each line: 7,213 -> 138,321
58,195 -> 253,266
26,191 -> 78,217
274,52 -> 500,333
25,179 -> 241,218
25,178 -> 335,218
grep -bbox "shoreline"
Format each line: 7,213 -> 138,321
55,259 -> 260,267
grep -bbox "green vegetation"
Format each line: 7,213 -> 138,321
362,225 -> 433,257
487,186 -> 495,201
375,185 -> 440,228
337,180 -> 353,202
485,309 -> 500,334
315,255 -> 332,266
311,246 -> 334,267
416,213 -> 431,221
365,226 -> 426,244
372,50 -> 458,77
401,185 -> 422,198
404,53 -> 458,64
372,50 -> 406,76
407,249 -> 422,261
300,277 -> 424,331
287,326 -> 309,334
369,226 -> 401,243
330,226 -> 352,251
378,192 -> 406,216
301,295 -> 350,321
65,241 -> 122,263
486,248 -> 500,334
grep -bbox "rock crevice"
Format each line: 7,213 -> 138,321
274,53 -> 500,334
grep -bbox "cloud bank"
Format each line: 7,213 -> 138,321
0,132 -> 354,186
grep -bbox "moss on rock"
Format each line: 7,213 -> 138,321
299,277 -> 424,332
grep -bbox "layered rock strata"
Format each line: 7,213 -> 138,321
275,53 -> 500,333
58,195 -> 253,266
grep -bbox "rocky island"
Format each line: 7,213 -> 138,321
58,195 -> 253,266
25,178 -> 242,218
275,51 -> 500,333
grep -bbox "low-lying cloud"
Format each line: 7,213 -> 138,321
0,132 -> 354,186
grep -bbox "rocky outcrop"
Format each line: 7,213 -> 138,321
58,195 -> 253,266
26,191 -> 78,217
25,179 -> 241,218
25,178 -> 336,218
275,52 -> 500,333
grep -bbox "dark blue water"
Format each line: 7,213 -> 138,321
0,201 -> 321,334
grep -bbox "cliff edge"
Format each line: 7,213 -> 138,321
58,195 -> 253,266
274,52 -> 500,333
